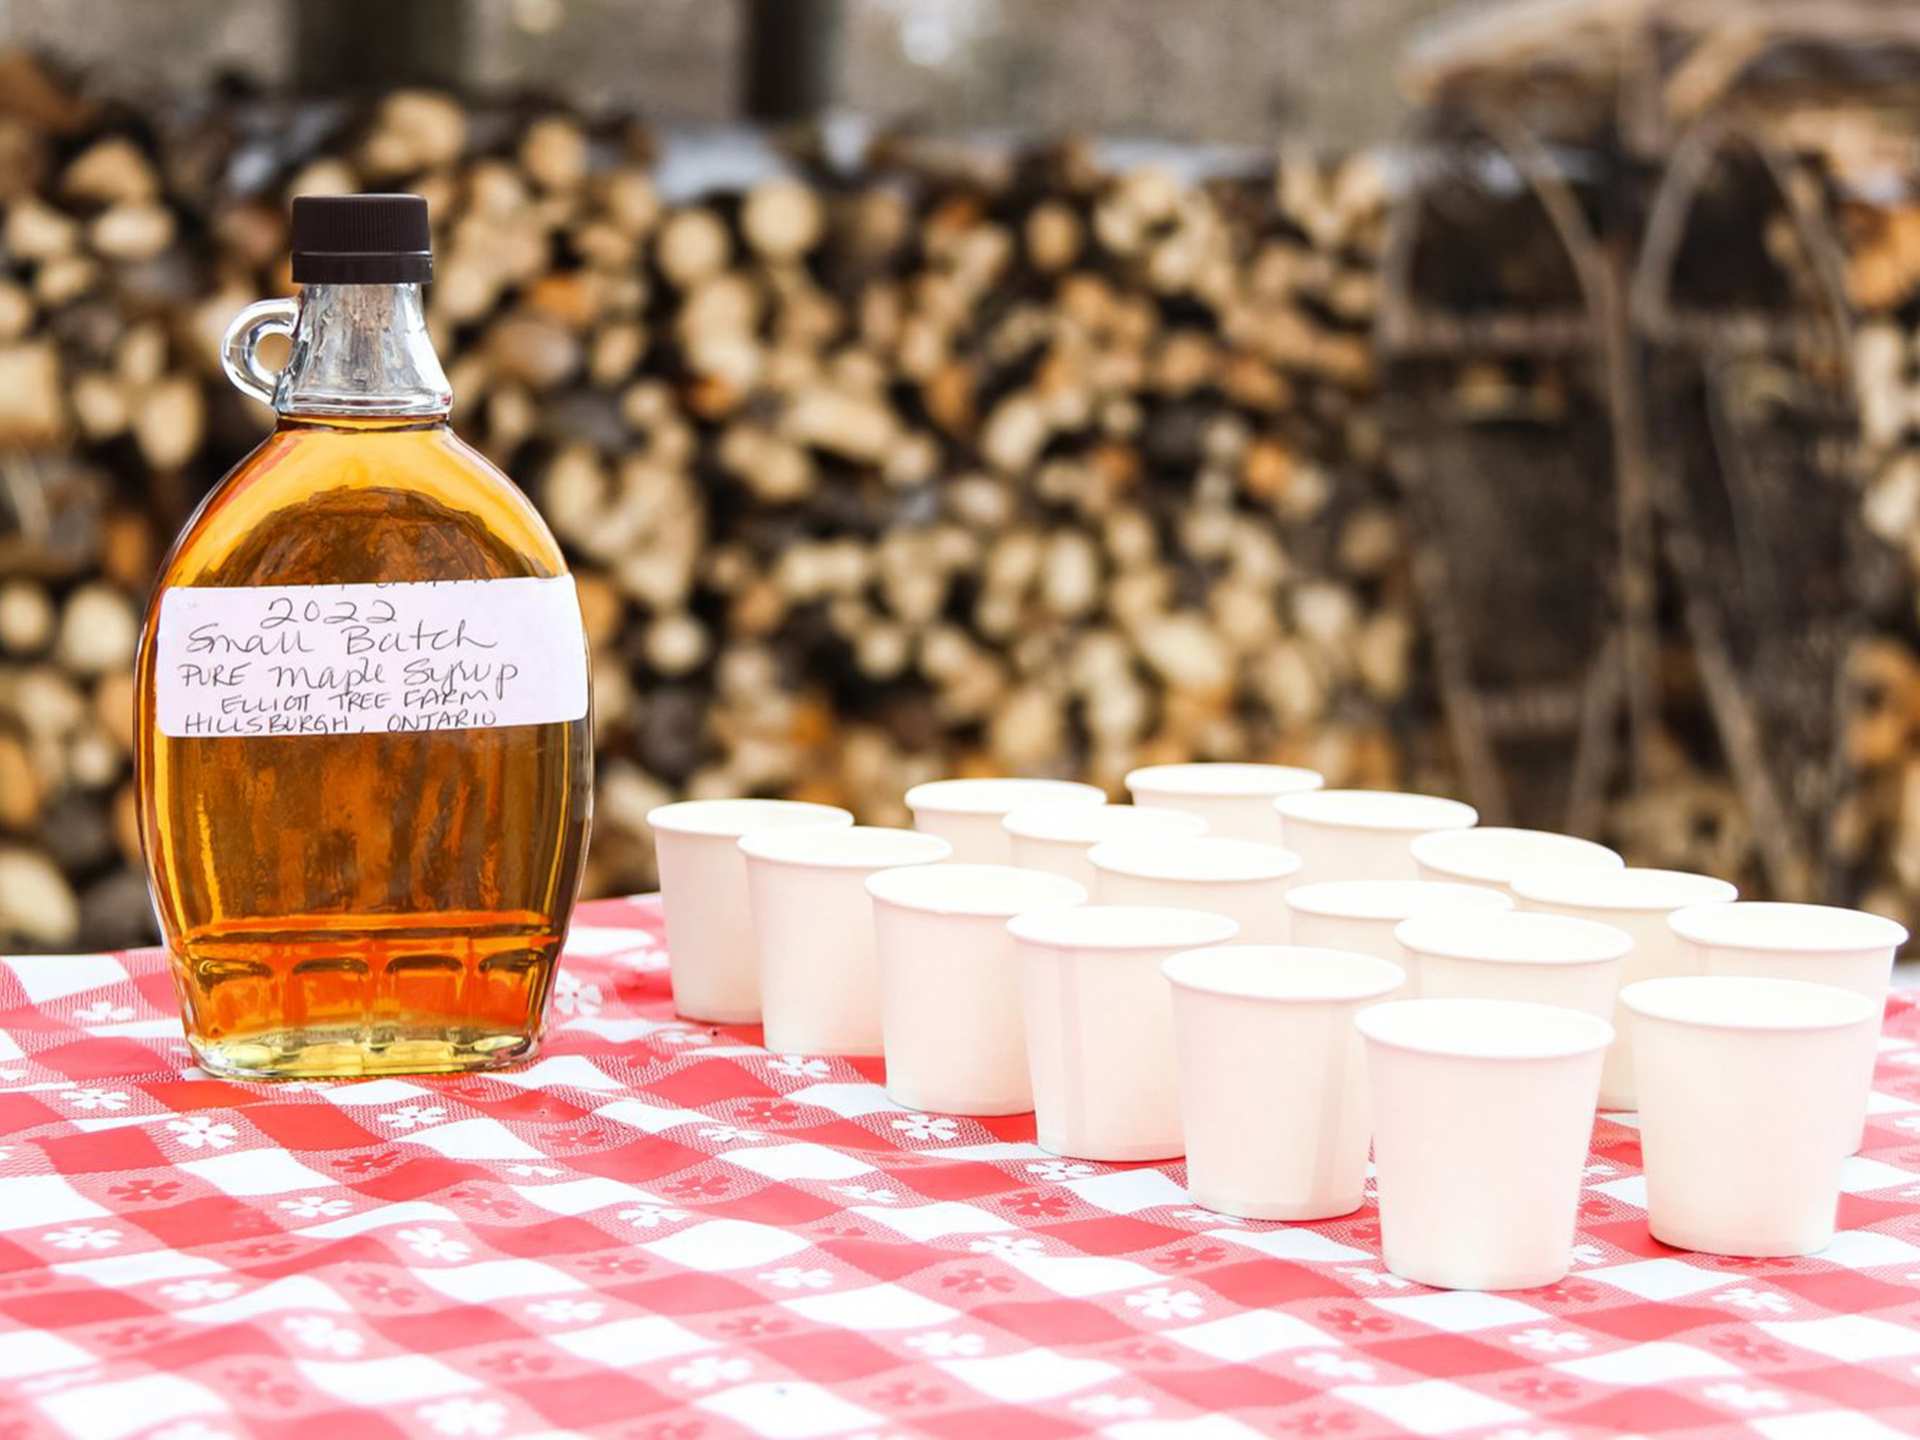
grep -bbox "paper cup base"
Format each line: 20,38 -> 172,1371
1038,1132 -> 1182,1163
1382,1251 -> 1569,1292
677,1002 -> 760,1025
885,1082 -> 1031,1118
1651,1219 -> 1831,1260
1188,1188 -> 1363,1223
763,1029 -> 883,1059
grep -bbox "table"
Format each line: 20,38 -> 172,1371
5,896 -> 1920,1439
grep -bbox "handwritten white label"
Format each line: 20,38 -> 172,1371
155,576 -> 588,738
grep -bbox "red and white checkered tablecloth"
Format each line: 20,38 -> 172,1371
6,897 -> 1920,1440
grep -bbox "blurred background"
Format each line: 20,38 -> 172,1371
4,0 -> 1920,953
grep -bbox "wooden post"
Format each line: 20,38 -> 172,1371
742,0 -> 845,121
293,0 -> 473,93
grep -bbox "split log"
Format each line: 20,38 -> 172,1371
743,178 -> 824,261
0,341 -> 65,447
0,582 -> 55,655
0,848 -> 78,949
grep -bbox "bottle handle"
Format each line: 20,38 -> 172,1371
221,297 -> 298,407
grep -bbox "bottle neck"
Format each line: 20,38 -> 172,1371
275,283 -> 451,420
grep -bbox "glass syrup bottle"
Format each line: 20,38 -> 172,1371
135,194 -> 592,1079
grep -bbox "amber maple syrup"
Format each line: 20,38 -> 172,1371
135,196 -> 591,1078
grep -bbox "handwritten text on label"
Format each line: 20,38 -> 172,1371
154,576 -> 589,738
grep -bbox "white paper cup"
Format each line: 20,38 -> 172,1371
1275,789 -> 1478,887
1009,905 -> 1240,1161
1358,998 -> 1612,1290
1623,975 -> 1877,1257
1669,902 -> 1906,1153
740,826 -> 952,1054
1163,945 -> 1404,1220
867,864 -> 1088,1115
649,799 -> 855,1022
1411,827 -> 1623,897
904,778 -> 1106,864
1511,865 -> 1738,1110
1124,763 -> 1324,842
1089,837 -> 1302,944
1396,910 -> 1631,1028
1287,880 -> 1511,990
1003,802 -> 1209,892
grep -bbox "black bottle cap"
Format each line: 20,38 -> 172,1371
290,193 -> 433,284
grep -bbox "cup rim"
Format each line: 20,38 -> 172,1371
1355,997 -> 1614,1059
1395,910 -> 1633,966
1088,836 -> 1302,885
1002,802 -> 1209,845
1667,901 -> 1909,955
1408,827 -> 1624,885
1272,788 -> 1477,833
1509,864 -> 1738,913
740,825 -> 953,871
1286,879 -> 1513,922
1621,974 -> 1878,1032
1007,904 -> 1240,952
1124,761 -> 1325,798
648,798 -> 854,838
904,778 -> 1106,816
866,862 -> 1088,917
1162,943 -> 1404,1002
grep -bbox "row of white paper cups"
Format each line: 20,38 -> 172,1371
649,766 -> 1907,1288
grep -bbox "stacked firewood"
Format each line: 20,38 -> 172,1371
0,61 -> 1431,948
1829,135 -> 1920,926
0,54 -> 191,950
460,131 -> 1420,896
